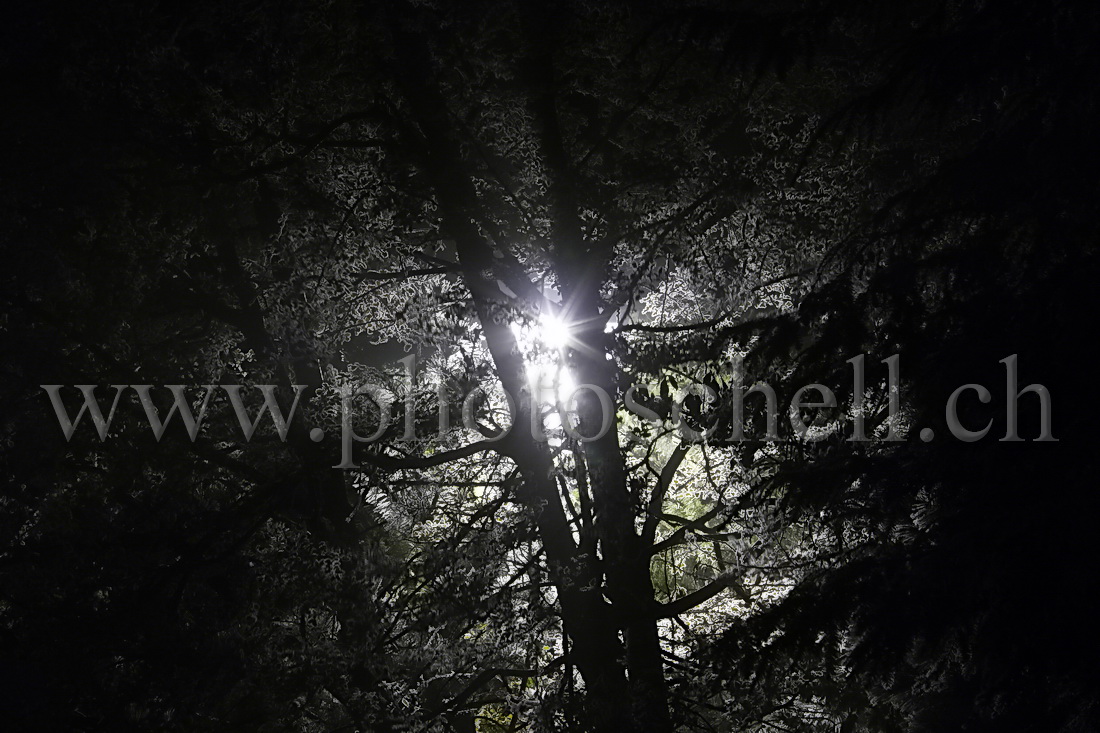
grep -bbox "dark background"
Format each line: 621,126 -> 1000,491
2,1 -> 1099,731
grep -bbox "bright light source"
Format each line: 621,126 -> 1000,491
513,312 -> 577,416
538,313 -> 570,349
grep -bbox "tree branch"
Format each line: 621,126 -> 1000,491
655,574 -> 751,618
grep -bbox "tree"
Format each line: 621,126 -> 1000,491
3,0 -> 1098,731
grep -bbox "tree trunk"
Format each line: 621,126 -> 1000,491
388,24 -> 644,730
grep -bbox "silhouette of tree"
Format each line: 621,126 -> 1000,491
2,1 -> 1097,731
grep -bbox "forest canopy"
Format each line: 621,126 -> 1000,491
2,0 -> 1098,731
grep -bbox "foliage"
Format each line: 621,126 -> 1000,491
2,0 -> 1098,731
